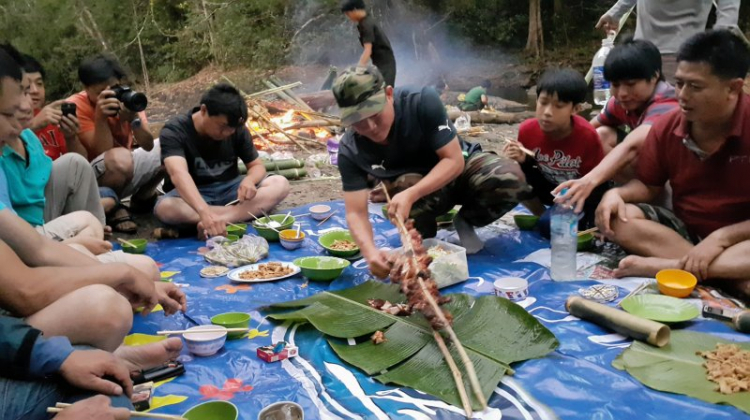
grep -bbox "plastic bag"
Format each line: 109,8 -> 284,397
204,235 -> 269,267
455,113 -> 471,131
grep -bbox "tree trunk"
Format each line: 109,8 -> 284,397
200,0 -> 217,61
525,0 -> 544,57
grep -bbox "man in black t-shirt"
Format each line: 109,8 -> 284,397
333,66 -> 531,276
341,0 -> 397,87
154,84 -> 290,238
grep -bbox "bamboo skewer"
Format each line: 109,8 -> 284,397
316,210 -> 338,226
117,238 -> 139,248
157,327 -> 250,335
248,212 -> 280,232
51,403 -> 187,420
578,227 -> 599,237
616,281 -> 650,308
383,188 -> 486,413
224,199 -> 240,207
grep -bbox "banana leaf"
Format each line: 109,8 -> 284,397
269,280 -> 558,410
613,330 -> 750,414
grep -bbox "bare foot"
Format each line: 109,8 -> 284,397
614,255 -> 680,278
114,337 -> 183,372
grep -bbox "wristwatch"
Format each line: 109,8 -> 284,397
131,117 -> 142,129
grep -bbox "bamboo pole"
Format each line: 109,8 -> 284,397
383,188 -> 486,413
248,82 -> 303,98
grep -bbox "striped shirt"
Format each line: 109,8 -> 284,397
596,81 -> 679,130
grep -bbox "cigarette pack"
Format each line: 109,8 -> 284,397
257,343 -> 299,363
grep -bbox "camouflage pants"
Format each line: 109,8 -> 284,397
635,203 -> 698,244
384,152 -> 532,237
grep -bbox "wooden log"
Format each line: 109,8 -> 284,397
447,110 -> 533,125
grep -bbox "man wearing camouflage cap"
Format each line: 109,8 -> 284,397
333,66 -> 532,277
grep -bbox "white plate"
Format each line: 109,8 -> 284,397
227,262 -> 301,283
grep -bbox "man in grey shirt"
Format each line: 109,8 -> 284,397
596,0 -> 740,83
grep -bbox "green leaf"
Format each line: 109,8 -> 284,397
613,330 -> 750,414
268,280 -> 558,410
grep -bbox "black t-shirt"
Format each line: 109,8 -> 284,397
160,108 -> 259,192
358,15 -> 395,68
337,86 -> 480,192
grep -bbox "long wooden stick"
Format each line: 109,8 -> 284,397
578,227 -> 599,237
51,404 -> 186,420
248,81 -> 303,98
433,330 -> 473,417
383,188 -> 486,412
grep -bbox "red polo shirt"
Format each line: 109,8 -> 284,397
637,93 -> 750,238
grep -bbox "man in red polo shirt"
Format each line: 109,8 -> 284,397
596,29 -> 750,298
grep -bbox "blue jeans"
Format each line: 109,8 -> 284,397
159,176 -> 244,206
0,348 -> 132,420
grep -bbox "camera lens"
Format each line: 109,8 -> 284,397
122,91 -> 148,112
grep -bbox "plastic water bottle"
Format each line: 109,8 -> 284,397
593,33 -> 615,106
550,190 -> 578,281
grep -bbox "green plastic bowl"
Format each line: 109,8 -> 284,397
210,312 -> 250,339
318,230 -> 360,257
225,234 -> 239,243
182,401 -> 238,420
121,238 -> 148,254
514,214 -> 540,230
294,256 -> 350,281
252,215 -> 296,242
226,223 -> 247,237
577,232 -> 595,251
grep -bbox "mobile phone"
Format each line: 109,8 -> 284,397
61,102 -> 76,118
132,361 -> 185,385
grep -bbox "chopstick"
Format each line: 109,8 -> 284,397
505,138 -> 535,157
157,327 -> 250,335
578,227 -> 599,237
224,199 -> 240,207
616,281 -> 650,308
227,222 -> 244,229
280,211 -> 292,225
117,238 -> 138,248
50,404 -> 186,420
317,210 -> 338,226
248,212 -> 280,232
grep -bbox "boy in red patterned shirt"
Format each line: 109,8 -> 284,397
505,69 -> 605,234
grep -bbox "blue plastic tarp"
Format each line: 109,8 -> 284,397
132,201 -> 750,420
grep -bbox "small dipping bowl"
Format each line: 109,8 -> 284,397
514,215 -> 540,231
310,204 -> 332,221
210,312 -> 250,340
493,277 -> 529,302
656,269 -> 697,298
121,238 -> 148,254
183,401 -> 239,420
258,401 -> 304,420
280,229 -> 306,251
183,325 -> 227,356
225,234 -> 239,243
577,232 -> 595,251
226,223 -> 247,237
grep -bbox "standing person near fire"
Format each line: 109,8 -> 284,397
341,0 -> 397,87
332,66 -> 531,277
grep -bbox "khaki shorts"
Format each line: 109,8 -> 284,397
91,140 -> 162,199
35,212 -> 95,241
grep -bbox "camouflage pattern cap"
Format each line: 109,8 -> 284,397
332,65 -> 386,126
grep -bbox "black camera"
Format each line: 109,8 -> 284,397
111,85 -> 148,112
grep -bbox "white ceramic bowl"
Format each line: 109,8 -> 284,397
309,204 -> 332,221
183,325 -> 227,356
493,277 -> 529,302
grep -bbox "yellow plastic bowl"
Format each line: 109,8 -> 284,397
656,269 -> 697,298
